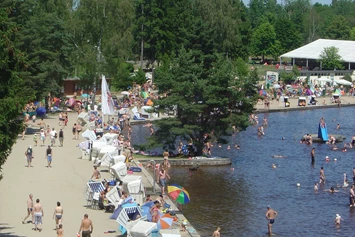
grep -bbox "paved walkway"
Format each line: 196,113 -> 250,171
0,112 -> 196,237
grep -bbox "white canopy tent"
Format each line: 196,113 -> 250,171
280,39 -> 355,70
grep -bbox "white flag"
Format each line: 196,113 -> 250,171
101,75 -> 115,115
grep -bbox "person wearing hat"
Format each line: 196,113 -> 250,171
265,205 -> 278,235
335,214 -> 343,225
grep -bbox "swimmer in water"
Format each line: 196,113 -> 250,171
234,144 -> 240,149
325,186 -> 339,193
335,214 -> 343,225
227,145 -> 230,150
272,155 -> 287,158
314,183 -> 318,192
272,164 -> 277,169
337,124 -> 340,130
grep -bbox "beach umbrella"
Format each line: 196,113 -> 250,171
141,201 -> 155,221
36,107 -> 46,117
121,91 -> 130,95
81,93 -> 90,98
167,184 -> 190,204
157,215 -> 173,229
336,79 -> 352,86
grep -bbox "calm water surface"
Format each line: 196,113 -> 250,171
132,107 -> 355,237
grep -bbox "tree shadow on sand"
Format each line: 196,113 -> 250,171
0,223 -> 26,237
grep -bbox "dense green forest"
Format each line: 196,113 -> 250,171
1,0 -> 355,174
2,0 -> 355,95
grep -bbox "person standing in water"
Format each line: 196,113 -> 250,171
320,167 -> 325,183
265,206 -> 278,235
311,148 -> 315,164
212,227 -> 221,237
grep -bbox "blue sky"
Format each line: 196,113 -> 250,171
243,0 -> 332,5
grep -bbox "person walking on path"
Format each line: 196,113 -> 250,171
265,205 -> 278,235
311,148 -> 315,164
72,123 -> 78,140
40,129 -> 46,146
22,194 -> 33,224
33,199 -> 44,232
25,146 -> 34,168
212,227 -> 221,237
50,128 -> 57,146
53,201 -> 63,230
78,214 -> 93,237
46,145 -> 53,168
58,129 -> 64,147
76,123 -> 82,140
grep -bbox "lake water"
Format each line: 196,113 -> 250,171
132,107 -> 355,237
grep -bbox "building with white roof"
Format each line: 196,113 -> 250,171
280,39 -> 355,70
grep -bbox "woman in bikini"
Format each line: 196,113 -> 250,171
149,201 -> 161,223
53,202 -> 63,230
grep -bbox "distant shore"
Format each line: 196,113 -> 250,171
254,95 -> 355,113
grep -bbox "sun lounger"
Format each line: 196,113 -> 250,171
110,162 -> 128,179
86,181 -> 105,209
129,220 -> 157,237
105,187 -> 121,209
99,145 -> 117,158
77,112 -> 89,125
82,129 -> 97,142
141,106 -> 153,119
116,203 -> 152,236
127,179 -> 145,205
122,175 -> 142,186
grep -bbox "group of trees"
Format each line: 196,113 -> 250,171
3,0 -> 355,170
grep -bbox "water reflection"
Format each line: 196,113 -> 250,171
132,107 -> 355,236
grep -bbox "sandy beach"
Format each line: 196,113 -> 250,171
0,112 -> 118,237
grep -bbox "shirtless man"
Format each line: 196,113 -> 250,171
159,168 -> 170,195
265,206 -> 278,235
78,214 -> 93,237
53,202 -> 63,230
57,224 -> 63,237
310,148 -> 315,164
33,199 -> 44,231
319,167 -> 325,184
22,194 -> 33,224
37,118 -> 46,130
212,227 -> 221,237
91,166 -> 101,180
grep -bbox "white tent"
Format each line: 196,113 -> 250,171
336,79 -> 352,86
280,39 -> 355,62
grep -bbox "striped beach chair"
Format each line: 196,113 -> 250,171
86,181 -> 105,209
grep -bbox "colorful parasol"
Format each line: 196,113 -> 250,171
167,184 -> 190,204
157,214 -> 173,229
